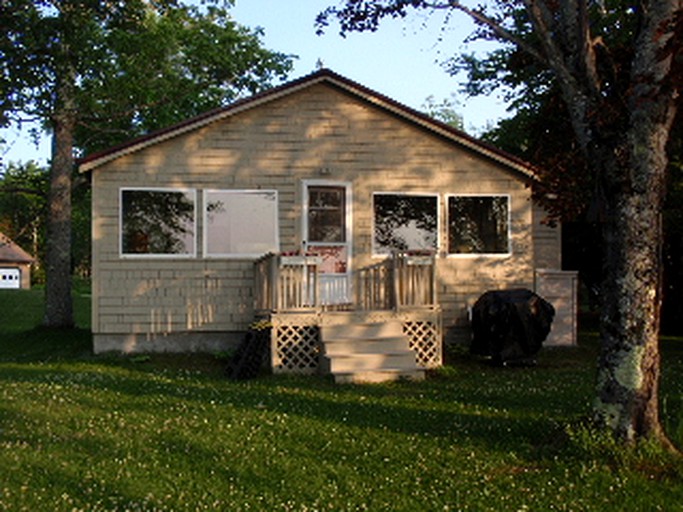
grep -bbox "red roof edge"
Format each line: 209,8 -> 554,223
77,70 -> 327,169
78,68 -> 539,180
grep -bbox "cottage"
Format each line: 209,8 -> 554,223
79,69 -> 577,381
0,232 -> 34,290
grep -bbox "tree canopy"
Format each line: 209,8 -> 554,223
1,0 -> 294,154
0,161 -> 47,263
0,0 -> 294,327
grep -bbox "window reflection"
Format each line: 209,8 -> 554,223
121,189 -> 195,256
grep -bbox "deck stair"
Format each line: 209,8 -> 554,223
320,314 -> 425,383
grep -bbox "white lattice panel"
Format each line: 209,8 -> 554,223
402,319 -> 442,368
268,308 -> 442,374
272,324 -> 321,374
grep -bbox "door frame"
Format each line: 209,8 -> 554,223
301,179 -> 353,304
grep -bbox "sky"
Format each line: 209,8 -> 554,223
1,0 -> 510,166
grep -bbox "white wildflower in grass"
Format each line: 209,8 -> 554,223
1,300 -> 682,510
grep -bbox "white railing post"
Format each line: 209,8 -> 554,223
270,253 -> 280,311
392,251 -> 400,311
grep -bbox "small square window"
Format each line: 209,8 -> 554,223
204,190 -> 279,257
373,193 -> 438,255
447,195 -> 509,255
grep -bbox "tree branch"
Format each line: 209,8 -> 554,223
0,185 -> 47,198
562,0 -> 602,97
518,0 -> 598,154
429,1 -> 547,65
521,0 -> 570,76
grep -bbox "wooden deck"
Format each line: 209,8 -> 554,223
254,252 -> 442,379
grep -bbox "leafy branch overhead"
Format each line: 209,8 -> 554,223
1,0 -> 295,154
321,2 -> 682,220
0,0 -> 295,328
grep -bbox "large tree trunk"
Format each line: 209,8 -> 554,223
595,147 -> 667,443
591,1 -> 680,444
43,75 -> 75,328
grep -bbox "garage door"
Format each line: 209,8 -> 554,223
0,268 -> 21,289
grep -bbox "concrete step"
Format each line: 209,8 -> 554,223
322,337 -> 409,355
322,351 -> 417,373
322,321 -> 404,341
333,369 -> 426,384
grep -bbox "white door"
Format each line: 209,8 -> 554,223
303,182 -> 352,306
0,268 -> 21,289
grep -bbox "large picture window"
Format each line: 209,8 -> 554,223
204,190 -> 279,257
447,195 -> 510,255
120,188 -> 196,256
373,193 -> 438,255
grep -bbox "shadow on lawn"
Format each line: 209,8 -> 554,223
2,328 -> 682,462
0,326 -> 93,362
0,354 -> 577,463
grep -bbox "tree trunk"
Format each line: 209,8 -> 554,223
593,110 -> 676,445
591,0 -> 680,445
595,167 -> 666,442
43,78 -> 75,328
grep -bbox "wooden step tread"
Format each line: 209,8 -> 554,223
333,369 -> 426,384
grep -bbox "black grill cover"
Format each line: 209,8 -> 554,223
471,289 -> 555,365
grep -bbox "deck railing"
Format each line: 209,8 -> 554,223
254,251 -> 437,313
254,253 -> 320,313
355,259 -> 395,310
394,252 -> 438,309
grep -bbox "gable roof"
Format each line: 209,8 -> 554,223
0,232 -> 34,263
78,69 -> 538,180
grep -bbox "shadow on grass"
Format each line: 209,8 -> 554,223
2,320 -> 682,469
0,343 -> 591,464
0,326 -> 93,362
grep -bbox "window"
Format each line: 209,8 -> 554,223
307,186 -> 346,243
204,190 -> 279,257
120,188 -> 196,256
447,195 -> 509,255
373,193 -> 438,255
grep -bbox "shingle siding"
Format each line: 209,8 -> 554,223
90,81 -> 561,352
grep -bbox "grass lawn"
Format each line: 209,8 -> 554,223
1,289 -> 682,511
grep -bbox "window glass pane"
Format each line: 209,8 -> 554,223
205,190 -> 278,256
448,196 -> 509,254
121,189 -> 195,255
307,186 -> 345,243
373,194 -> 438,254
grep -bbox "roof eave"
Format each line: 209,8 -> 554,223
77,73 -> 332,173
78,69 -> 540,182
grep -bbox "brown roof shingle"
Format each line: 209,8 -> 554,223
0,233 -> 34,263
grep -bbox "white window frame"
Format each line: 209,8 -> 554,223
302,180 -> 353,305
301,180 -> 353,253
446,193 -> 511,258
202,189 -> 280,259
119,187 -> 197,259
372,191 -> 440,257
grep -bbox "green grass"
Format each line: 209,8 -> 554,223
1,289 -> 682,511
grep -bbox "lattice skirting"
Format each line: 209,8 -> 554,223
403,320 -> 442,368
271,313 -> 321,374
269,309 -> 442,374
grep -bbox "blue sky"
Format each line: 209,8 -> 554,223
232,1 -> 508,120
1,0 -> 509,165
